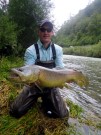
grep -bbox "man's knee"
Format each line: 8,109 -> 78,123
9,100 -> 35,118
9,105 -> 23,118
58,109 -> 69,118
9,85 -> 38,118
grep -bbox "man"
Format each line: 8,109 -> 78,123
9,19 -> 69,118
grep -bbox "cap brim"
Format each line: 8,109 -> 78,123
40,19 -> 53,29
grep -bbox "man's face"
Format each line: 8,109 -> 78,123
38,24 -> 53,44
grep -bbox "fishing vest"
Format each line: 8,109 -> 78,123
34,43 -> 56,69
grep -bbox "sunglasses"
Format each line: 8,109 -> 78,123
40,27 -> 52,33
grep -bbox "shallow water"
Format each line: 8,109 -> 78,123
61,55 -> 101,135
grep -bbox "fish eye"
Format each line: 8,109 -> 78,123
18,68 -> 23,72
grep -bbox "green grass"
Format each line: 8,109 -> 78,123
66,100 -> 83,118
0,56 -> 101,135
63,41 -> 101,58
0,56 -> 23,81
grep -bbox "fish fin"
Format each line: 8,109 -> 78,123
67,71 -> 89,88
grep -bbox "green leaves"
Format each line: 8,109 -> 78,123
55,0 -> 101,47
0,0 -> 53,56
0,15 -> 17,55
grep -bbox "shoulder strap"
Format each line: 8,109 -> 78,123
34,43 -> 56,60
51,44 -> 56,60
34,43 -> 40,60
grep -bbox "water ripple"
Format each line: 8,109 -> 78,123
63,55 -> 101,120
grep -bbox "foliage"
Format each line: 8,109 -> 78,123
0,0 -> 8,12
55,0 -> 101,47
0,15 -> 17,56
0,56 -> 23,80
63,41 -> 101,58
0,0 -> 53,56
8,0 -> 53,50
66,99 -> 83,118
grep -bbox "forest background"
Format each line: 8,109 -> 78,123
0,0 -> 101,57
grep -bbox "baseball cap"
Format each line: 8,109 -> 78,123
39,19 -> 53,29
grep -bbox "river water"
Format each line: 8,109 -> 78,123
61,55 -> 101,135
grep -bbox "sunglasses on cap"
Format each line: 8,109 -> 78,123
40,27 -> 52,33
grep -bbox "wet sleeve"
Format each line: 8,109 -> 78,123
55,46 -> 64,68
24,48 -> 36,65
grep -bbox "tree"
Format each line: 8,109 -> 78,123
8,0 -> 53,50
55,0 -> 101,47
0,0 -> 8,12
0,15 -> 17,56
0,0 -> 18,56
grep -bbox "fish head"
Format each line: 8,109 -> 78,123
9,65 -> 40,84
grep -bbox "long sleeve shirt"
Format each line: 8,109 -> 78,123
24,39 -> 64,68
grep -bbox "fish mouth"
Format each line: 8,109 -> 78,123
9,72 -> 19,79
8,68 -> 21,81
8,72 -> 20,81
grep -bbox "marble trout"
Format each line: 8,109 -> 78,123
9,65 -> 89,88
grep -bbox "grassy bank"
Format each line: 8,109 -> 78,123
63,41 -> 101,58
0,57 -> 101,135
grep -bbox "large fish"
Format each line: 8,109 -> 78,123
9,65 -> 89,88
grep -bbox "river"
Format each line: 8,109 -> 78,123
61,55 -> 101,135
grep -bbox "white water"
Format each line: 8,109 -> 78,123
61,55 -> 101,135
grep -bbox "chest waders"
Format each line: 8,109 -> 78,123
9,44 -> 69,118
34,43 -> 56,68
